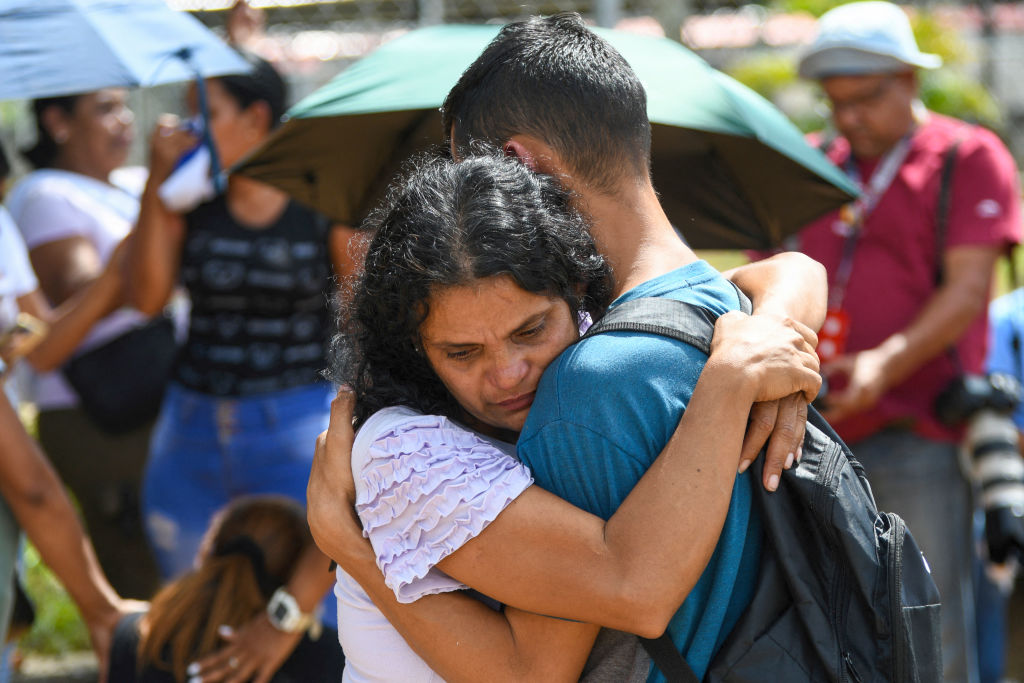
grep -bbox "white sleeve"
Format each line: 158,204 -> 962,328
0,208 -> 39,297
11,183 -> 93,249
353,409 -> 533,603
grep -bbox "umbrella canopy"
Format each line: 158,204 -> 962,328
236,24 -> 857,250
0,0 -> 250,100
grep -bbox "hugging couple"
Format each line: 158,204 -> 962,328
309,13 -> 825,682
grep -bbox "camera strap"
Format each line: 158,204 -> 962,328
934,133 -> 966,287
933,131 -> 968,375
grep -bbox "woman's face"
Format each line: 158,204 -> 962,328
188,79 -> 267,169
54,89 -> 133,176
419,275 -> 579,437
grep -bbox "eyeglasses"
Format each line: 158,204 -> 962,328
824,77 -> 898,116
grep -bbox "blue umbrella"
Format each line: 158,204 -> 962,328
0,0 -> 250,100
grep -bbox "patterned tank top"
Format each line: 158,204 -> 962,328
175,196 -> 333,396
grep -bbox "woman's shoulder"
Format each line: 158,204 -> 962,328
354,406 -> 450,455
6,169 -> 134,221
354,406 -> 517,475
352,406 -> 533,603
5,171 -> 93,239
6,170 -> 76,207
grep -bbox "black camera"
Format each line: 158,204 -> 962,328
936,373 -> 1024,564
935,373 -> 1022,426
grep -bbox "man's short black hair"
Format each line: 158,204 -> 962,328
441,13 -> 652,194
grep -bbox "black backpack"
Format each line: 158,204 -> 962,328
580,293 -> 942,683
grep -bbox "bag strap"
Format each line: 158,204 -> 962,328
934,134 -> 965,286
581,283 -> 750,682
933,133 -> 967,374
582,283 -> 752,349
638,634 -> 701,683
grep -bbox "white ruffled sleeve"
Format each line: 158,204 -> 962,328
353,407 -> 533,603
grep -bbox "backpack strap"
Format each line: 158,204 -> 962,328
581,283 -> 752,349
581,282 -> 751,682
638,634 -> 701,683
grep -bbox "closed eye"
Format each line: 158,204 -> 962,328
446,348 -> 475,361
517,323 -> 545,339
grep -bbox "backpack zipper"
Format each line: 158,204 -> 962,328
844,651 -> 864,683
889,513 -> 906,682
818,440 -> 860,683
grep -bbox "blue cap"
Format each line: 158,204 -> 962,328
798,1 -> 942,80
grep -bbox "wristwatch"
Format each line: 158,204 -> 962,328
266,587 -> 314,634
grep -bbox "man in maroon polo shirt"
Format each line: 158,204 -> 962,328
790,3 -> 1022,680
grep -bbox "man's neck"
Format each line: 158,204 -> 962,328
581,178 -> 697,298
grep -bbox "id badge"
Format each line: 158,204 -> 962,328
818,308 -> 851,363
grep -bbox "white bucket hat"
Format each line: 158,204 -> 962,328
798,1 -> 942,80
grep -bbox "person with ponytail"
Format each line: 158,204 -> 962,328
107,495 -> 344,682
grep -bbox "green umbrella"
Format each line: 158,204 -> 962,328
236,24 -> 857,250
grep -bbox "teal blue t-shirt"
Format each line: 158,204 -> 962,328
517,260 -> 762,682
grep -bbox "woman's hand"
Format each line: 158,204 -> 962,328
707,312 -> 821,491
148,115 -> 198,185
307,388 -> 369,567
710,311 -> 821,404
189,618 -> 302,683
0,315 -> 47,367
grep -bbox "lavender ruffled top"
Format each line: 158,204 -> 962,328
352,405 -> 534,603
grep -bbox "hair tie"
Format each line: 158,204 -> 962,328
213,535 -> 282,599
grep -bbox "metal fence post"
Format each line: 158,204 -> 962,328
595,0 -> 621,28
418,0 -> 444,26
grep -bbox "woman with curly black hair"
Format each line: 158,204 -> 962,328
307,153 -> 820,682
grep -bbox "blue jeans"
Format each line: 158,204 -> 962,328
851,428 -> 977,683
143,381 -> 337,628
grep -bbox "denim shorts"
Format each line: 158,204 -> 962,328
143,381 -> 336,628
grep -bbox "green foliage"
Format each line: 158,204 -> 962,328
910,12 -> 971,66
919,70 -> 1002,129
18,543 -> 91,655
729,53 -> 797,97
728,52 -> 827,132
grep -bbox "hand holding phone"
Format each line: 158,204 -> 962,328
0,313 -> 49,368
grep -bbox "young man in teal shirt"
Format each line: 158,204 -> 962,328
307,13 -> 827,681
441,14 -> 824,679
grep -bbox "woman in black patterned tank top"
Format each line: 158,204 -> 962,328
127,52 -> 355,681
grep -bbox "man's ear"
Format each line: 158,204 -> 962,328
502,138 -> 539,171
502,135 -> 566,175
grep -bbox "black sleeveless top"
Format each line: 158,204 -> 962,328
175,196 -> 333,397
108,611 -> 345,682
